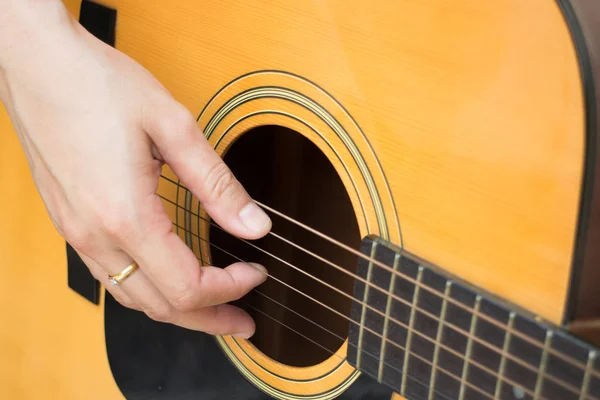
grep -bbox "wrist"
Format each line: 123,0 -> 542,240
0,0 -> 76,73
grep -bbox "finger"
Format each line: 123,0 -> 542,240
86,246 -> 179,324
144,100 -> 271,240
174,303 -> 257,338
187,262 -> 269,307
121,196 -> 268,311
76,251 -> 141,311
86,245 -> 258,337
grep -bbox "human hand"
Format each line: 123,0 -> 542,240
0,1 -> 271,338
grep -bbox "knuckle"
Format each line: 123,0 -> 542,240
172,105 -> 196,132
102,214 -> 131,239
171,272 -> 202,312
96,203 -> 135,241
171,292 -> 198,312
205,162 -> 239,202
61,220 -> 93,251
144,199 -> 175,234
144,305 -> 174,323
158,104 -> 196,139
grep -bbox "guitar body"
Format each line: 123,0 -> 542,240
2,0 -> 600,399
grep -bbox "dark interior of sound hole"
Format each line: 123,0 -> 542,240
210,125 -> 361,367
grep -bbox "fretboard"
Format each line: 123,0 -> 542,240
347,235 -> 600,400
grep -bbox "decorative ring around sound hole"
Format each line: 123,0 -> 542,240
181,71 -> 401,400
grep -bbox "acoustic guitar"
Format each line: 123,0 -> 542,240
2,0 -> 600,399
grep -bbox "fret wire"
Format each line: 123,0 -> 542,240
460,295 -> 482,400
246,268 -> 491,399
244,273 -> 465,400
248,283 -> 416,384
378,253 -> 401,383
401,266 -> 424,396
245,277 -> 439,397
494,312 -> 516,399
580,351 -> 596,400
429,281 -> 453,400
190,225 -> 546,400
166,201 -> 591,399
159,175 -> 593,377
162,197 -> 593,399
534,331 -> 553,399
356,241 -> 378,370
238,292 -> 461,400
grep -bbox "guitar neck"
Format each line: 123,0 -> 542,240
347,235 -> 600,400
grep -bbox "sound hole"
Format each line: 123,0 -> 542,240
210,125 -> 361,367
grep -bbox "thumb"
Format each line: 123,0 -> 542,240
146,101 -> 272,240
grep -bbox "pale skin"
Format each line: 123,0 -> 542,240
0,0 -> 271,338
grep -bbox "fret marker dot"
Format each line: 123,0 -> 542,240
512,386 -> 525,399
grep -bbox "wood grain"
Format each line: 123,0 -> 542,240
0,0 -> 590,398
106,0 -> 583,324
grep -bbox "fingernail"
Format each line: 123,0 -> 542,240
239,202 -> 271,234
249,262 -> 268,275
232,332 -> 253,339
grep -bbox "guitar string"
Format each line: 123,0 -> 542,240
172,210 -> 581,396
194,255 -> 483,400
195,251 -> 532,400
181,221 -> 584,400
256,198 -> 597,373
238,299 -> 463,400
159,174 -> 593,376
240,299 -> 477,400
158,189 -> 595,395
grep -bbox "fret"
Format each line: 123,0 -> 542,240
400,265 -> 424,395
534,330 -> 553,398
589,350 -> 600,399
347,235 -> 600,400
495,312 -> 516,399
473,299 -> 509,371
355,241 -> 378,370
580,351 -> 596,400
458,295 -> 481,400
428,281 -> 452,400
378,253 -> 401,383
499,314 -> 547,397
434,283 -> 476,399
379,256 -> 418,393
542,330 -> 588,400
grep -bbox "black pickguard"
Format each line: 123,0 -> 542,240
76,0 -> 600,398
104,294 -> 394,399
79,2 -> 392,396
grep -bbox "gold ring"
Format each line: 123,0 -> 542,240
108,262 -> 139,286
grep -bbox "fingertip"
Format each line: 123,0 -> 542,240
250,262 -> 269,285
249,262 -> 268,276
226,261 -> 269,288
177,304 -> 257,337
216,304 -> 256,338
238,202 -> 272,239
